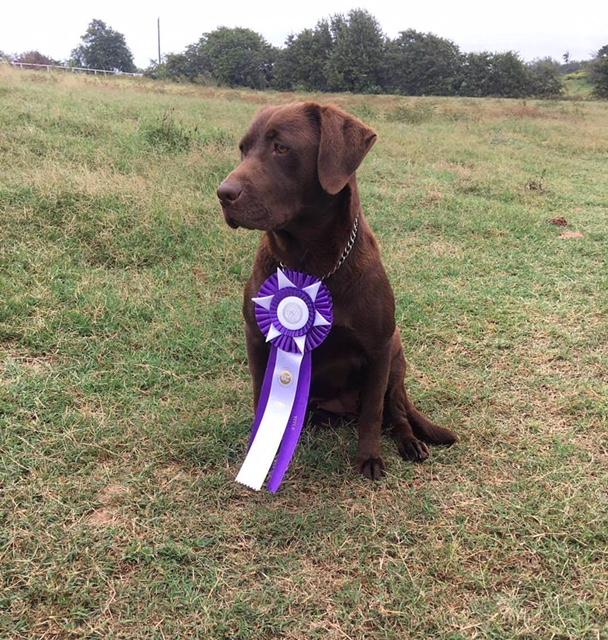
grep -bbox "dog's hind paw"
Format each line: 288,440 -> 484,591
396,435 -> 430,463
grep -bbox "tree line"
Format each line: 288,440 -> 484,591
148,10 -> 607,98
3,13 -> 608,98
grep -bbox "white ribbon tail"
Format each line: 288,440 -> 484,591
236,349 -> 304,491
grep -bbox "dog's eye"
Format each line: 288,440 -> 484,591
273,142 -> 289,155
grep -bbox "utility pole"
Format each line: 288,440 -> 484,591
157,18 -> 161,65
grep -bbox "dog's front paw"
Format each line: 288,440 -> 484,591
396,435 -> 430,462
359,456 -> 386,481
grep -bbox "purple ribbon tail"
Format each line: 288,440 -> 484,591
248,347 -> 278,448
267,350 -> 312,493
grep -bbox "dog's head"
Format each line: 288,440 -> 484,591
217,102 -> 377,231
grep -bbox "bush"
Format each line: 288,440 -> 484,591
590,45 -> 608,98
139,110 -> 234,152
14,51 -> 59,66
139,110 -> 196,152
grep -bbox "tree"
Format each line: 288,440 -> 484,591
459,51 -> 532,97
490,52 -> 532,97
204,28 -> 275,89
165,42 -> 211,82
459,52 -> 495,96
166,28 -> 274,88
326,10 -> 386,93
559,58 -> 588,74
526,58 -> 563,97
150,10 -> 580,99
273,20 -> 333,91
590,45 -> 608,98
384,30 -> 463,95
71,19 -> 136,72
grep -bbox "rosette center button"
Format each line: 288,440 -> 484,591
277,296 -> 309,330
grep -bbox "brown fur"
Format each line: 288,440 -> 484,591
218,101 -> 457,480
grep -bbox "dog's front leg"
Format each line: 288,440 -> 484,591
357,340 -> 392,480
245,322 -> 269,411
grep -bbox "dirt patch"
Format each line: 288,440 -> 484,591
85,483 -> 130,528
549,216 -> 568,226
99,484 -> 130,505
154,462 -> 191,482
559,230 -> 584,239
424,189 -> 444,205
86,508 -> 118,527
427,240 -> 462,258
192,266 -> 208,282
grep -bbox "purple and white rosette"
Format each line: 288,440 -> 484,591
236,268 -> 333,492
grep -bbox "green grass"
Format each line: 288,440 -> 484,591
563,70 -> 594,99
1,66 -> 607,639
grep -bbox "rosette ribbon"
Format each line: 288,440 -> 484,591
236,268 -> 333,492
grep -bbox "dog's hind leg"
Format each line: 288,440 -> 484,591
384,333 -> 457,460
405,402 -> 457,446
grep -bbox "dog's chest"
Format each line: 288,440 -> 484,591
310,325 -> 366,396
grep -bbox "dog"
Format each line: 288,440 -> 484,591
217,101 -> 457,480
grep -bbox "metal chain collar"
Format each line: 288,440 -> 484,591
280,215 -> 359,281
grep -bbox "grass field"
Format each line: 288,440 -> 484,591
1,66 -> 607,639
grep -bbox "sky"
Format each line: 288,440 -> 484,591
1,0 -> 605,69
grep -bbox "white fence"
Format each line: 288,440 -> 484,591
8,61 -> 143,77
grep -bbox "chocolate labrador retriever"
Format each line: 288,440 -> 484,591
217,101 -> 457,480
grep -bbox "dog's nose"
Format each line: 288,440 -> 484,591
217,180 -> 242,204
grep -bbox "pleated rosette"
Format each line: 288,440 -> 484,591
252,268 -> 333,353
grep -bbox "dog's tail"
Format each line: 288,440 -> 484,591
406,404 -> 458,445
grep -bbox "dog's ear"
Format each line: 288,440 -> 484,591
317,104 -> 377,195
